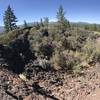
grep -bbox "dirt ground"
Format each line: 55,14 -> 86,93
0,63 -> 100,100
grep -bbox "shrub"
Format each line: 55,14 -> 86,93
39,42 -> 54,59
50,51 -> 66,70
0,29 -> 23,44
39,27 -> 49,36
51,50 -> 80,71
66,36 -> 77,51
88,45 -> 100,65
82,39 -> 95,57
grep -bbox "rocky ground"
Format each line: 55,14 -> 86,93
0,61 -> 100,100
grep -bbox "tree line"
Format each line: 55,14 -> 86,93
3,5 -> 70,32
3,5 -> 100,33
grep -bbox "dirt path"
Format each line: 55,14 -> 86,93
85,89 -> 100,100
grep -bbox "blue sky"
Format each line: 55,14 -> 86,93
0,0 -> 100,25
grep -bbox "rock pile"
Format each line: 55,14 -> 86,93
0,31 -> 35,74
0,44 -> 25,74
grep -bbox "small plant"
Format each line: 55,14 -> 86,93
39,27 -> 49,36
0,29 -> 23,44
39,42 -> 54,59
51,50 -> 80,71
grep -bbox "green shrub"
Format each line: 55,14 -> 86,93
88,47 -> 100,65
51,50 -> 80,71
82,39 -> 95,57
39,27 -> 49,36
39,42 -> 54,59
0,29 -> 23,44
50,51 -> 66,70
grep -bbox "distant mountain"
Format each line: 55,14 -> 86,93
71,21 -> 100,26
0,21 -> 99,34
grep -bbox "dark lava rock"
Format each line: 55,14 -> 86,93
8,31 -> 36,63
0,32 -> 36,74
0,44 -> 25,74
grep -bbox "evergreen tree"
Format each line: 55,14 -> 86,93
34,22 -> 40,30
44,17 -> 49,28
3,5 -> 17,32
56,5 -> 65,23
24,20 -> 28,28
84,25 -> 89,30
64,19 -> 71,29
56,5 -> 70,31
40,18 -> 44,27
93,24 -> 97,31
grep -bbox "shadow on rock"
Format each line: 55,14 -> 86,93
0,31 -> 36,74
32,82 -> 59,100
0,44 -> 25,74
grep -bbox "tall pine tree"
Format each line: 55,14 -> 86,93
3,5 -> 17,32
56,5 -> 70,31
40,18 -> 44,27
24,20 -> 28,28
44,17 -> 49,28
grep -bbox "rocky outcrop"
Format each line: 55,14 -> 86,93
9,31 -> 36,63
0,32 -> 36,74
0,44 -> 25,74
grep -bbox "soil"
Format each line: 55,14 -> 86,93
0,63 -> 100,100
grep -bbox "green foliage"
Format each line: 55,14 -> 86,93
56,5 -> 65,23
82,39 -> 95,57
39,17 -> 49,29
29,27 -> 42,45
23,20 -> 28,28
91,51 -> 100,63
43,17 -> 49,28
76,31 -> 89,50
0,29 -> 22,44
84,25 -> 89,30
56,5 -> 70,31
51,50 -> 80,71
3,5 -> 18,32
39,27 -> 49,36
91,24 -> 97,31
2,3 -> 100,74
40,18 -> 44,27
0,24 -> 99,74
51,51 -> 66,70
33,22 -> 40,30
39,42 -> 54,59
87,42 -> 100,65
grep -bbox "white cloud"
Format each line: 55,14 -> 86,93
49,19 -> 57,22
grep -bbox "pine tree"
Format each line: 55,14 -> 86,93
84,25 -> 89,30
56,5 -> 65,23
24,20 -> 28,28
64,19 -> 71,29
3,5 -> 17,32
93,24 -> 97,31
44,17 -> 49,28
34,22 -> 40,30
56,5 -> 70,31
40,18 -> 44,27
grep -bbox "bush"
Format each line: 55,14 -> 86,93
50,51 -> 66,70
39,27 -> 49,36
88,46 -> 100,65
66,36 -> 77,51
51,50 -> 80,71
0,29 -> 24,44
82,39 -> 95,57
39,42 -> 54,59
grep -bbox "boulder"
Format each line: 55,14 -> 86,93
0,32 -> 36,74
0,44 -> 25,74
8,32 -> 35,63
